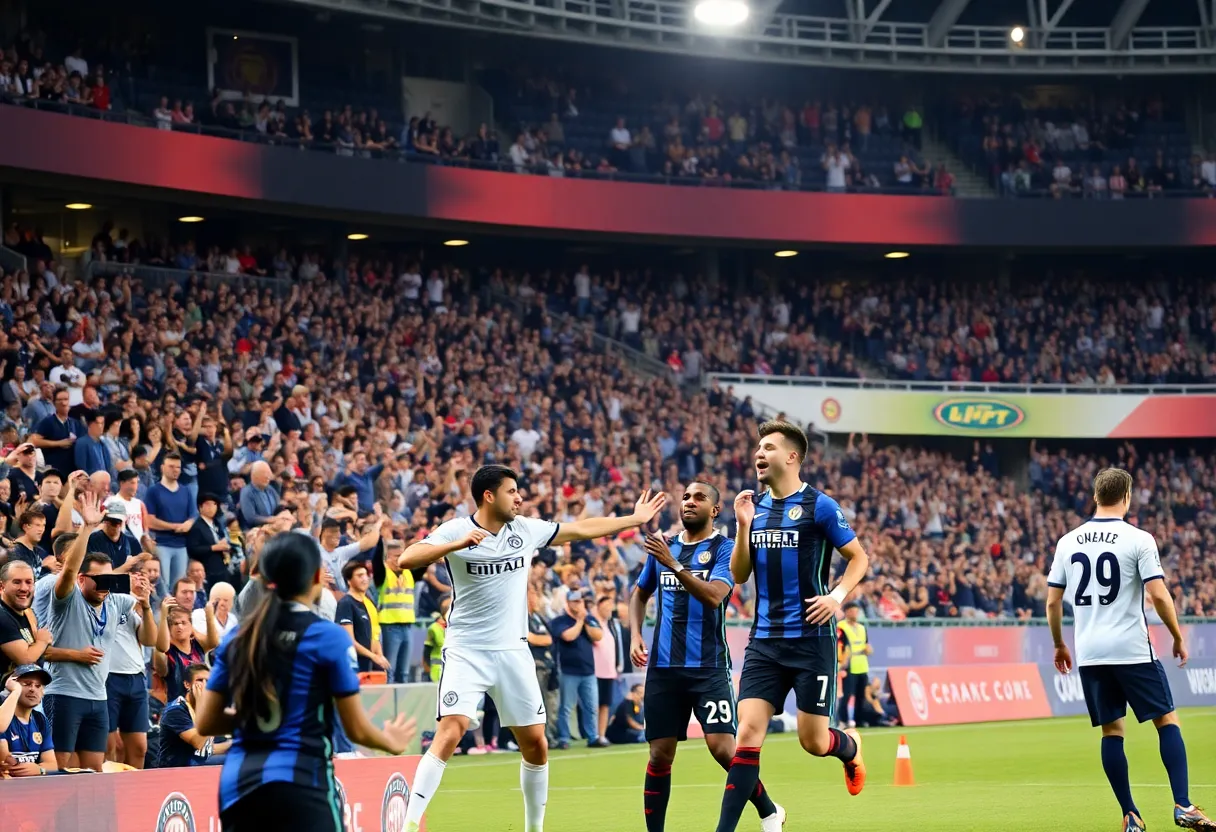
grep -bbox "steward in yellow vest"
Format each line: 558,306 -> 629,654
377,539 -> 416,683
834,602 -> 871,728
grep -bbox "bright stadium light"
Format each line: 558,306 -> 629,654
774,250 -> 798,258
65,203 -> 92,210
347,232 -> 369,240
178,216 -> 205,223
694,0 -> 750,27
884,251 -> 910,259
443,239 -> 470,247
1010,26 -> 1025,44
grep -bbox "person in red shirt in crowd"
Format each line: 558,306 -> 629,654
89,67 -> 110,111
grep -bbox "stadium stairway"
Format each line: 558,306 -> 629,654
921,134 -> 996,198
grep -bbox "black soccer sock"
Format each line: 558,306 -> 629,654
712,750 -> 777,818
644,762 -> 672,832
825,728 -> 858,762
714,747 -> 761,832
1157,724 -> 1191,808
1101,736 -> 1139,817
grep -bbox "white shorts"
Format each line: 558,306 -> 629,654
437,645 -> 546,728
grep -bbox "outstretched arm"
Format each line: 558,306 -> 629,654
551,490 -> 667,545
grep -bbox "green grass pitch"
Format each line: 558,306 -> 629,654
427,709 -> 1216,831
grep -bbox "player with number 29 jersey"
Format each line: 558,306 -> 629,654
1047,517 -> 1163,666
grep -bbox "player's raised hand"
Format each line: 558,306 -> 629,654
1173,636 -> 1188,667
459,528 -> 488,549
643,533 -> 677,570
631,489 -> 668,525
1053,643 -> 1073,675
630,634 -> 649,668
804,593 -> 842,626
734,490 -> 755,526
78,492 -> 104,526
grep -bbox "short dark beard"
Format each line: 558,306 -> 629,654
682,515 -> 710,535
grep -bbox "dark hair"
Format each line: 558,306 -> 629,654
118,469 -> 139,482
341,559 -> 368,584
163,451 -> 183,463
228,533 -> 322,732
17,509 -> 44,530
52,532 -> 78,557
184,662 -> 210,687
38,469 -> 64,484
81,552 -> 113,574
689,479 -> 720,506
757,420 -> 809,464
320,518 -> 341,534
335,485 -> 357,499
471,464 -> 518,506
172,577 -> 196,594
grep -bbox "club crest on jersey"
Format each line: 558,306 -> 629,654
155,791 -> 196,832
382,772 -> 412,832
660,570 -> 709,590
787,506 -> 804,521
31,731 -> 42,745
467,556 -> 525,576
443,691 -> 459,706
698,551 -> 713,564
507,534 -> 524,549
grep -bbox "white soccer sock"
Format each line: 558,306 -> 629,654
520,760 -> 549,832
404,751 -> 448,829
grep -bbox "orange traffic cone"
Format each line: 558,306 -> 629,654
894,735 -> 915,787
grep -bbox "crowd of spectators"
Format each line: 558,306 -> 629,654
0,229 -> 1213,770
949,95 -> 1215,198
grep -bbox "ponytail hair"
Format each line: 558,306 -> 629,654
227,532 -> 322,730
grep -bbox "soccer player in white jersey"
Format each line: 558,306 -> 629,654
397,464 -> 668,832
1047,468 -> 1215,832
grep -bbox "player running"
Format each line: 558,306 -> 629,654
629,481 -> 786,832
398,464 -> 667,832
1047,468 -> 1216,832
713,421 -> 871,832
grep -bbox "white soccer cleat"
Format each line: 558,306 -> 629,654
760,803 -> 786,832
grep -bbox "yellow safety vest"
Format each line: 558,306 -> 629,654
837,620 -> 869,674
378,569 -> 416,624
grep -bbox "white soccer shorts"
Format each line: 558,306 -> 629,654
436,645 -> 546,728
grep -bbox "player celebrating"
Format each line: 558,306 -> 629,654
1047,468 -> 1215,832
398,464 -> 668,832
629,481 -> 785,832
713,421 -> 870,832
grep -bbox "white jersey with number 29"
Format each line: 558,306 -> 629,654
423,515 -> 559,651
1047,518 -> 1164,667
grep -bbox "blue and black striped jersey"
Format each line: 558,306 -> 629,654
208,604 -> 360,814
749,483 -> 856,640
636,532 -> 735,670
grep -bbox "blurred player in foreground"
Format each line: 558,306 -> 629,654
195,533 -> 415,832
629,481 -> 785,832
398,464 -> 668,832
713,421 -> 870,832
1048,468 -> 1215,832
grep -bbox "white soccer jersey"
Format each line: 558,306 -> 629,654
424,515 -> 559,651
1047,518 -> 1164,666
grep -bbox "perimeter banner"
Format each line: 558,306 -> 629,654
886,663 -> 1054,726
716,382 -> 1216,438
0,755 -> 421,832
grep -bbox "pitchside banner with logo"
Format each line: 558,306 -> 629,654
711,379 -> 1216,438
0,755 -> 421,832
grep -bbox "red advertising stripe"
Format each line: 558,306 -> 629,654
0,754 -> 421,832
1107,396 -> 1216,438
941,626 -> 1025,664
887,664 -> 1053,727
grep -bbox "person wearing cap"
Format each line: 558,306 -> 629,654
835,601 -> 871,730
226,427 -> 268,480
188,492 -> 233,589
0,664 -> 58,775
4,440 -> 40,503
549,587 -> 606,749
86,499 -> 142,569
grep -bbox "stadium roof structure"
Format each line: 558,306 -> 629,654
286,0 -> 1215,74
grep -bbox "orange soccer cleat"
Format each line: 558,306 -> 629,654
843,728 -> 866,796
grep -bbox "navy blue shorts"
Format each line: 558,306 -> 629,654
644,668 -> 737,741
1079,660 -> 1174,728
106,672 -> 150,734
44,694 -> 109,754
738,635 -> 836,717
